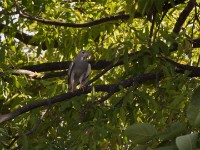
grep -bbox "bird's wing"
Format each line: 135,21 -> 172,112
80,63 -> 91,85
85,63 -> 91,79
68,61 -> 74,84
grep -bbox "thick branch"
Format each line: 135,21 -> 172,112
15,31 -> 58,50
173,0 -> 196,34
13,0 -> 186,28
0,72 -> 160,123
2,60 -> 200,123
15,0 -> 130,28
28,53 -> 200,80
39,71 -> 67,79
0,0 -> 187,49
12,69 -> 43,78
20,60 -> 111,72
0,24 -> 58,50
161,56 -> 200,77
192,38 -> 200,48
20,36 -> 200,74
163,0 -> 186,10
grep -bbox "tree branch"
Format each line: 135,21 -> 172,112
160,56 -> 200,77
173,0 -> 196,34
0,0 -> 188,50
12,0 -> 186,28
38,71 -> 67,79
192,38 -> 200,48
14,0 -> 130,28
19,36 -> 200,74
20,60 -> 111,72
12,69 -> 43,78
0,72 -> 160,123
0,24 -> 58,50
7,104 -> 51,149
2,60 -> 200,124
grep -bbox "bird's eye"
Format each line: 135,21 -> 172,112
82,51 -> 85,54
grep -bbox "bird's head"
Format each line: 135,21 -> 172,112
77,50 -> 90,61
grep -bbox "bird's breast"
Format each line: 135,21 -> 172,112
73,61 -> 88,77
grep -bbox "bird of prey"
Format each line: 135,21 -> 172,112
68,50 -> 91,92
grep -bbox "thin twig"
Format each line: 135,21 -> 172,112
86,62 -> 115,85
80,90 -> 115,120
148,11 -> 156,46
93,91 -> 115,105
7,104 -> 51,149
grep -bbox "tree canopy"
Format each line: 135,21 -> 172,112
0,0 -> 200,149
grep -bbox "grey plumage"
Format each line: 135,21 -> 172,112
68,50 -> 91,92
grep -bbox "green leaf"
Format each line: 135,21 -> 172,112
187,86 -> 200,127
153,0 -> 165,12
154,145 -> 177,150
123,47 -> 129,73
0,128 -> 9,143
80,30 -> 89,46
132,145 -> 147,150
158,121 -> 186,141
120,107 -> 126,122
152,40 -> 168,54
20,130 -> 29,149
12,75 -> 20,88
138,0 -> 152,15
49,84 -> 57,97
125,0 -> 135,18
0,45 -> 5,63
176,132 -> 198,150
124,123 -> 157,144
17,76 -> 28,87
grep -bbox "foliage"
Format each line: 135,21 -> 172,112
0,0 -> 200,149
